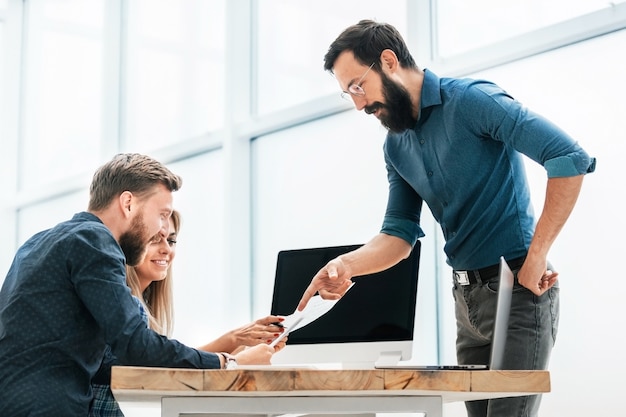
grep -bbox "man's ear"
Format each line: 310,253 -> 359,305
119,191 -> 133,218
380,49 -> 399,73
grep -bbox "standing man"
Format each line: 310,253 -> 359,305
298,20 -> 595,417
0,153 -> 275,416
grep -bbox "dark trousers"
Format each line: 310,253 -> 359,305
453,272 -> 559,417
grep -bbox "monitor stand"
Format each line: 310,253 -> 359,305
374,351 -> 402,368
337,351 -> 401,370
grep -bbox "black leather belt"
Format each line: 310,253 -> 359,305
453,256 -> 526,286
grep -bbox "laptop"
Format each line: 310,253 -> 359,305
375,256 -> 514,371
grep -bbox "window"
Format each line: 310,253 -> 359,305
0,15 -> 5,135
166,151 -> 229,345
255,0 -> 408,115
436,0 -> 623,57
251,110 -> 390,316
19,0 -> 105,190
17,191 -> 88,245
123,0 -> 226,151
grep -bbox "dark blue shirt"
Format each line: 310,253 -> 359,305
0,212 -> 220,416
381,70 -> 595,270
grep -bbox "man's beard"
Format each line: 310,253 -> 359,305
364,72 -> 416,133
118,213 -> 150,267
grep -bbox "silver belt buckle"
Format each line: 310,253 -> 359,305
454,270 -> 470,285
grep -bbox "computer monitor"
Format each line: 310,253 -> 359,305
270,242 -> 420,369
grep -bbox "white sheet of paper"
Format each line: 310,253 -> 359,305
271,283 -> 354,347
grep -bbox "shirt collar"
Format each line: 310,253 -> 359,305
420,69 -> 442,111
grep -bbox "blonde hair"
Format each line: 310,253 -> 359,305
126,210 -> 181,337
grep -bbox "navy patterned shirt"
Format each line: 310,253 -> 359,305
89,296 -> 149,417
0,212 -> 220,416
381,69 -> 596,270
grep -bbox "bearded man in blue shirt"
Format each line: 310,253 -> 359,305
298,20 -> 595,417
0,153 -> 276,416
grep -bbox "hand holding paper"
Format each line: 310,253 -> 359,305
269,284 -> 353,347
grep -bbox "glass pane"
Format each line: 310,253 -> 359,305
0,22 -> 9,279
124,0 -> 225,152
256,0 -> 408,115
251,112 -> 385,304
437,0 -> 623,57
165,152 -> 229,346
0,23 -> 4,133
20,0 -> 104,190
41,0 -> 103,28
17,190 -> 88,246
251,111 -> 388,315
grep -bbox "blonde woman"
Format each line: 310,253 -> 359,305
90,211 -> 285,416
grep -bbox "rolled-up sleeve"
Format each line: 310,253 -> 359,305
470,83 -> 597,179
381,216 -> 425,247
545,150 -> 596,178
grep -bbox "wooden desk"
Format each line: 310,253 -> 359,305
111,366 -> 550,417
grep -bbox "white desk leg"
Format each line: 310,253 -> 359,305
161,395 -> 442,417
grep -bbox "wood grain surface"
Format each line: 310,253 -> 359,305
112,366 -> 550,397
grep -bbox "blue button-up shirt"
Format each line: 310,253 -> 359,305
381,70 -> 595,270
0,212 -> 220,416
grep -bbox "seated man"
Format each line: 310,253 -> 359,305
0,153 -> 278,417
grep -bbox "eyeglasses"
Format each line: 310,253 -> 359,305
341,62 -> 375,101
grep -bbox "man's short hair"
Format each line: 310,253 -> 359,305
323,20 -> 416,74
88,153 -> 182,211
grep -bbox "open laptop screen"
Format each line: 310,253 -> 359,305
270,242 -> 420,345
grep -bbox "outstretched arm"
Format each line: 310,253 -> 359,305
197,315 -> 286,353
297,233 -> 412,311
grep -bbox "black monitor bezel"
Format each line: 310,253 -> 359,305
270,242 -> 420,345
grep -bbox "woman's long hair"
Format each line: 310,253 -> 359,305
126,210 -> 180,337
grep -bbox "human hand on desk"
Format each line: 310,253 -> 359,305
233,342 -> 281,366
231,333 -> 288,355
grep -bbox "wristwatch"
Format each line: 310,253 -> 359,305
220,352 -> 238,370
